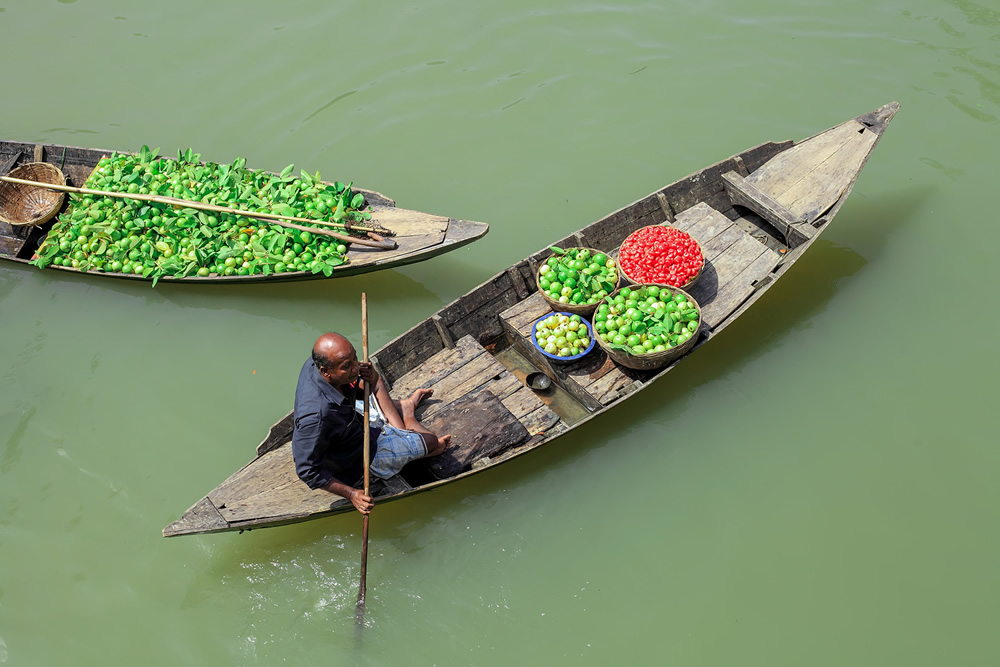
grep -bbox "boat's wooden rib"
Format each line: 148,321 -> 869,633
0,141 -> 489,282
162,102 -> 899,538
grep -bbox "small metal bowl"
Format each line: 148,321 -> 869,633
525,372 -> 552,392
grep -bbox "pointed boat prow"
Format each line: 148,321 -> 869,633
722,101 -> 899,248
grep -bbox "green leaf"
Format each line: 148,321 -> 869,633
332,199 -> 346,222
140,145 -> 151,164
549,246 -> 566,255
280,164 -> 294,179
350,193 -> 365,209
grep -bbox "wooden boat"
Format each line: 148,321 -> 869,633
0,141 -> 489,282
163,102 -> 899,537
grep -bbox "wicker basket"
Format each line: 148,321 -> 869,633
0,162 -> 66,226
535,247 -> 620,317
617,225 -> 704,291
593,283 -> 702,371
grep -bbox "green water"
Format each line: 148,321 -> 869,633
2,0 -> 998,664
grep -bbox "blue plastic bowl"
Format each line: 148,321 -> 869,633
531,312 -> 596,362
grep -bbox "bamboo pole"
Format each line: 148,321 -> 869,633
0,175 -> 397,250
356,292 -> 372,624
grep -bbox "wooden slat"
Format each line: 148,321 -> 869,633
675,202 -> 737,246
411,353 -> 509,420
580,365 -> 639,405
0,235 -> 25,257
722,171 -> 812,247
388,334 -> 488,399
779,130 -> 878,222
421,390 -> 529,479
747,121 -> 862,196
499,291 -> 552,338
518,403 -> 563,436
162,496 -> 229,536
698,247 -> 782,329
372,319 -> 443,386
211,445 -> 348,523
358,205 -> 448,237
256,411 -> 294,456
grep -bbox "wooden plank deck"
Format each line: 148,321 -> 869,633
672,202 -> 782,329
388,333 -> 562,474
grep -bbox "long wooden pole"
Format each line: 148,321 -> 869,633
0,175 -> 397,250
356,292 -> 371,624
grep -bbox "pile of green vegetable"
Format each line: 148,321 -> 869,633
32,146 -> 374,284
593,285 -> 700,355
537,247 -> 618,307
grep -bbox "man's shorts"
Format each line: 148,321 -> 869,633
354,397 -> 427,479
371,424 -> 427,479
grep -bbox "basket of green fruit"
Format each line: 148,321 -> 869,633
531,312 -> 596,362
535,246 -> 620,316
592,284 -> 701,370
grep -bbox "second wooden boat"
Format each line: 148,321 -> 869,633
0,142 -> 489,283
163,102 -> 899,537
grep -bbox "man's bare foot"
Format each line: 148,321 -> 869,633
427,434 -> 452,457
402,387 -> 433,412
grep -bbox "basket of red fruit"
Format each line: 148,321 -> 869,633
617,225 -> 704,290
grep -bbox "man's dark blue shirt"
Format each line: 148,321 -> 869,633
292,359 -> 380,490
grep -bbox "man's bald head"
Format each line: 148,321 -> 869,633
312,333 -> 354,371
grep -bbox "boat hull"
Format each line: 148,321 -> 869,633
163,103 -> 899,537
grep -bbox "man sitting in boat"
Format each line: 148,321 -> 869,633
292,333 -> 451,514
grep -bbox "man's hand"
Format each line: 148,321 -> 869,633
325,479 -> 375,514
358,362 -> 380,391
349,488 -> 374,514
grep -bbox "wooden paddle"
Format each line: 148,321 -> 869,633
0,175 -> 397,250
356,292 -> 372,624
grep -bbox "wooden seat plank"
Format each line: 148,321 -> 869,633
366,205 -> 449,237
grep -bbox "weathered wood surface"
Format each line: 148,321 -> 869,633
671,202 -> 781,329
372,319 -> 444,386
163,497 -> 228,536
421,390 -> 529,479
746,120 -> 877,224
211,444 -> 344,523
257,411 -> 294,456
389,335 -> 505,411
722,171 -> 813,247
